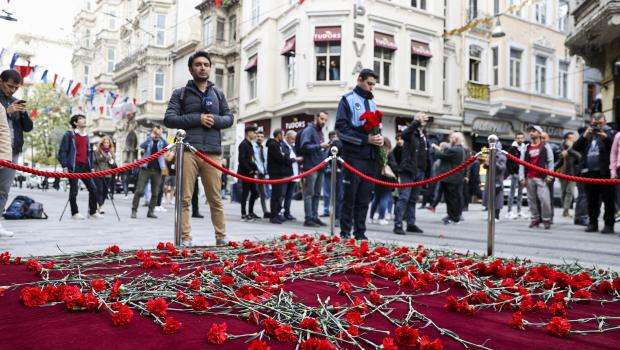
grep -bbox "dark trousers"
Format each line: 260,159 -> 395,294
283,182 -> 296,216
192,179 -> 200,214
240,179 -> 259,216
95,177 -> 113,206
270,182 -> 286,218
585,183 -> 615,227
443,182 -> 463,222
340,157 -> 379,238
574,182 -> 588,224
69,164 -> 97,216
132,168 -> 162,212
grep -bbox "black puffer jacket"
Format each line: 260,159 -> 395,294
398,120 -> 431,178
164,80 -> 234,155
267,139 -> 293,179
237,139 -> 257,176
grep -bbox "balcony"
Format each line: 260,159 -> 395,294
467,81 -> 490,101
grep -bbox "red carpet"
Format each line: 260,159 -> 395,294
1,236 -> 619,350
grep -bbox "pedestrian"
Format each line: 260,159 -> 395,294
238,123 -> 260,221
519,125 -> 554,229
299,111 -> 329,227
282,130 -> 301,221
369,137 -> 397,225
94,136 -> 116,214
0,69 -> 33,213
321,131 -> 337,217
573,112 -> 616,234
58,114 -> 100,220
482,142 -> 507,220
321,131 -> 344,219
254,130 -> 270,218
130,126 -> 168,219
506,132 -> 528,219
393,112 -> 430,235
541,132 -> 558,223
162,145 -> 176,205
431,132 -> 466,224
555,132 -> 580,217
164,50 -> 233,246
467,157 -> 481,205
267,128 -> 293,224
0,104 -> 14,237
336,68 -> 383,240
428,142 -> 449,213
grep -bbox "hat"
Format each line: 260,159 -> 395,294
529,125 -> 543,133
245,123 -> 258,133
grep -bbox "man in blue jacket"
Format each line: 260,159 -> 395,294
335,68 -> 384,240
299,111 -> 329,227
131,125 -> 168,219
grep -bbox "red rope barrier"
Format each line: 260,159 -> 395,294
193,149 -> 328,185
341,155 -> 479,188
504,152 -> 620,185
0,146 -> 172,179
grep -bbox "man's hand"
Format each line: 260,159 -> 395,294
368,134 -> 384,146
544,176 -> 553,184
520,179 -> 527,187
431,143 -> 441,150
583,128 -> 593,139
415,112 -> 428,126
6,101 -> 26,114
561,150 -> 568,157
597,130 -> 608,139
320,142 -> 330,149
201,113 -> 215,128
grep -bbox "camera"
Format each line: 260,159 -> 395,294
427,116 -> 435,123
590,124 -> 601,133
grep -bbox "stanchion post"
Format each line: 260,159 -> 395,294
486,134 -> 498,256
174,130 -> 186,247
329,147 -> 338,236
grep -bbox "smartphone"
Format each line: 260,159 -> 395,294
16,99 -> 27,104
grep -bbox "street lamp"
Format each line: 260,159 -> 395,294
491,17 -> 506,38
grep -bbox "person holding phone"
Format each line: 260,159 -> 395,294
0,69 -> 33,213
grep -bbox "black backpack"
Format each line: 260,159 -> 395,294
294,129 -> 304,156
3,195 -> 48,220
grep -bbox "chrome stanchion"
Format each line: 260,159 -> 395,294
487,134 -> 498,256
174,130 -> 186,247
329,147 -> 338,236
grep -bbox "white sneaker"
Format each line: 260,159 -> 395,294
72,213 -> 86,220
180,239 -> 192,247
519,211 -> 529,219
89,213 -> 104,219
378,219 -> 389,225
369,219 -> 377,224
154,206 -> 167,212
385,213 -> 392,220
0,228 -> 14,237
508,212 -> 518,220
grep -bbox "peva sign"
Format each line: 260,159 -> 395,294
352,3 -> 366,75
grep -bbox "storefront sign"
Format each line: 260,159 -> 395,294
352,3 -> 366,75
472,118 -> 513,136
281,114 -> 314,133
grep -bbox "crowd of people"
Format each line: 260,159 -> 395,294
2,54 -> 620,243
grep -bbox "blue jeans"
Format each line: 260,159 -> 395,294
370,188 -> 392,219
322,170 -> 344,218
303,171 -> 324,221
394,170 -> 424,227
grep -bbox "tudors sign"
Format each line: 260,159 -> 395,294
281,114 -> 314,133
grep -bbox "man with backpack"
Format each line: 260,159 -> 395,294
298,111 -> 330,227
506,132 -> 527,219
164,50 -> 234,247
131,125 -> 168,219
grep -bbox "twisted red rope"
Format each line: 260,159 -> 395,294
193,149 -> 328,185
341,155 -> 478,188
0,146 -> 172,179
504,152 -> 620,185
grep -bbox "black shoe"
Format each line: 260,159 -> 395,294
406,224 -> 424,233
192,212 -> 204,218
263,212 -> 271,219
303,220 -> 320,227
313,218 -> 327,226
248,213 -> 260,220
574,219 -> 588,226
601,226 -> 615,234
418,205 -> 427,209
585,225 -> 598,233
269,217 -> 283,224
354,234 -> 368,241
320,213 -> 330,217
147,212 -> 158,219
543,220 -> 551,230
241,214 -> 249,221
442,217 -> 455,225
284,214 -> 296,221
393,226 -> 406,235
131,211 -> 137,219
340,233 -> 351,239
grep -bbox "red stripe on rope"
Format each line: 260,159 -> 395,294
504,152 -> 620,185
341,155 -> 478,188
193,149 -> 328,185
0,146 -> 172,179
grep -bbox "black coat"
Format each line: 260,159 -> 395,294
237,139 -> 257,176
267,139 -> 293,179
573,125 -> 616,178
398,121 -> 431,178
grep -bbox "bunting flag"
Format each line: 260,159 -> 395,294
30,109 -> 38,119
52,74 -> 58,87
9,53 -> 19,69
109,91 -> 119,108
0,48 -> 6,61
59,78 -> 65,91
14,65 -> 33,79
99,106 -> 105,116
40,69 -> 48,83
215,0 -> 221,8
123,96 -> 129,103
133,98 -> 137,105
299,0 -> 304,3
70,82 -> 81,97
89,86 -> 96,106
65,80 -> 73,96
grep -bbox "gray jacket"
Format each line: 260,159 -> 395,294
164,80 -> 234,154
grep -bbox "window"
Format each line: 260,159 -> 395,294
492,47 -> 499,86
559,61 -> 569,98
493,0 -> 500,15
227,67 -> 235,97
107,47 -> 115,73
558,1 -> 569,32
469,0 -> 478,20
411,0 -> 426,10
229,15 -> 237,43
535,0 -> 547,25
315,42 -> 341,81
509,49 -> 522,88
248,69 -> 257,100
215,68 -> 224,88
140,74 -> 148,102
108,11 -> 117,30
509,0 -> 521,16
286,56 -> 295,89
84,65 -> 90,86
84,29 -> 91,48
154,70 -> 164,101
535,55 -> 547,94
373,48 -> 393,86
251,0 -> 260,27
203,17 -> 213,45
469,45 -> 481,82
216,18 -> 225,42
442,56 -> 447,100
156,14 -> 166,46
410,55 -> 429,91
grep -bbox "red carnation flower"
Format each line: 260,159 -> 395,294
275,324 -> 298,343
104,245 -> 120,255
300,338 -> 337,350
0,287 -> 5,297
191,295 -> 209,311
613,277 -> 620,291
110,280 -> 122,299
395,325 -> 419,346
345,311 -> 363,325
90,279 -> 107,293
381,337 -> 398,350
337,281 -> 352,294
264,317 -> 280,336
111,303 -> 133,326
248,339 -> 271,350
170,263 -> 181,274
220,275 -> 234,285
146,297 -> 168,317
20,286 -> 48,307
549,302 -> 567,318
511,312 -> 525,330
598,280 -> 614,294
162,316 -> 181,335
546,317 -> 571,337
420,336 -> 443,350
369,290 -> 382,305
25,259 -> 42,272
188,278 -> 201,291
207,322 -> 228,345
299,317 -> 320,332
573,289 -> 592,303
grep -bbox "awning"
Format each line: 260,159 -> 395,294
374,32 -> 397,50
280,36 -> 296,56
244,55 -> 258,71
411,40 -> 432,58
314,26 -> 341,42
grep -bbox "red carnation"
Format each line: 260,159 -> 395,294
170,263 -> 181,274
369,290 -> 382,305
511,312 -> 525,330
207,322 -> 228,345
337,281 -> 352,294
220,275 -> 234,285
359,111 -> 382,132
395,325 -> 419,346
146,297 -> 168,317
546,317 -> 571,337
381,337 -> 398,350
275,324 -> 298,342
0,287 -> 5,297
110,280 -> 122,299
300,317 -> 320,332
191,295 -> 209,311
549,302 -> 567,318
300,338 -> 337,350
573,289 -> 592,303
163,316 -> 182,334
613,277 -> 620,291
345,311 -> 363,325
188,278 -> 201,291
25,259 -> 42,272
90,279 -> 107,293
104,245 -> 120,255
598,281 -> 614,294
420,336 -> 443,350
111,302 -> 133,326
20,286 -> 48,307
264,317 -> 280,336
248,339 -> 271,350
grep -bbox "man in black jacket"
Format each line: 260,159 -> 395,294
0,69 -> 33,212
393,112 -> 430,235
267,128 -> 293,224
164,51 -> 234,246
572,112 -> 616,234
238,124 -> 259,221
432,132 -> 466,224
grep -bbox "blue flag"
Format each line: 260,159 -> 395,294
40,70 -> 48,82
9,53 -> 19,69
66,80 -> 73,96
89,85 -> 95,106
